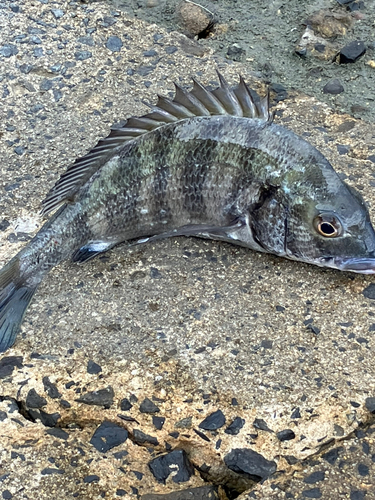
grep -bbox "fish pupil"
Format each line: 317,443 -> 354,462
320,222 -> 335,235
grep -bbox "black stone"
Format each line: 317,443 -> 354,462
304,471 -> 325,483
193,429 -> 210,442
225,417 -> 245,435
0,356 -> 23,379
2,491 -> 12,499
139,398 -> 160,414
0,220 -> 10,231
323,79 -> 344,95
340,41 -> 366,63
322,447 -> 342,465
90,421 -> 128,453
302,488 -> 322,499
141,485 -> 219,499
132,470 -> 144,480
106,36 -> 122,52
83,475 -> 99,483
291,407 -> 301,419
198,410 -> 225,431
76,386 -> 114,407
224,448 -> 277,481
120,398 -> 132,411
28,409 -> 60,427
364,284 -> 375,299
87,360 -> 102,374
153,416 -> 165,430
113,450 -> 128,460
26,389 -> 47,409
253,418 -> 273,432
60,400 -> 71,409
0,411 -> 7,421
365,397 -> 375,413
277,429 -> 296,442
74,51 -> 92,61
133,429 -> 159,446
358,463 -> 369,476
227,43 -> 245,61
41,468 -> 64,475
149,450 -> 194,484
46,428 -> 69,440
42,377 -> 61,398
350,491 -> 366,500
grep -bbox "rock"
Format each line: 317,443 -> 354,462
339,41 -> 366,63
0,44 -> 19,57
224,448 -> 277,481
25,389 -> 47,409
323,79 -> 344,95
227,43 -> 245,62
198,410 -> 225,430
51,9 -> 64,19
225,417 -> 245,435
304,471 -> 325,483
87,360 -> 102,374
276,429 -> 296,441
75,386 -> 114,407
0,356 -> 23,379
153,416 -> 165,430
120,398 -> 133,411
133,429 -> 159,446
106,36 -> 123,52
365,397 -> 375,413
176,1 -> 214,38
141,486 -> 219,499
362,284 -> 375,299
27,409 -> 60,427
90,421 -> 128,453
149,450 -> 194,484
42,377 -> 61,398
139,398 -> 160,414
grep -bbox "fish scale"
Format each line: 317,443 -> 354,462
1,73 -> 375,352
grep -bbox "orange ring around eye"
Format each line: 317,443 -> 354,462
314,215 -> 341,238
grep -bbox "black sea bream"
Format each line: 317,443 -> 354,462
1,73 -> 375,351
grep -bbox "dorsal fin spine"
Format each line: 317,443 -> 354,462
41,74 -> 272,216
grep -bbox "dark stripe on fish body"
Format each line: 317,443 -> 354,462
181,138 -> 219,216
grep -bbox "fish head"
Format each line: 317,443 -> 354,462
250,167 -> 375,274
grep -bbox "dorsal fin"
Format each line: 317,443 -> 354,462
41,72 -> 272,216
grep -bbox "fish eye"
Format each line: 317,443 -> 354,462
313,214 -> 342,238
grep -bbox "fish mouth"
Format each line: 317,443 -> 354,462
323,257 -> 375,274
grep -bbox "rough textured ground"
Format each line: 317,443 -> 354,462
1,1 -> 375,499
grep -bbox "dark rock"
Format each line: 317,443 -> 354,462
198,409 -> 225,430
150,267 -> 162,279
76,386 -> 114,407
153,416 -> 165,430
225,417 -> 245,435
227,43 -> 245,62
144,50 -> 158,57
323,79 -> 344,95
74,51 -> 92,61
0,411 -> 7,421
0,44 -> 19,57
339,41 -> 366,63
141,485 -> 219,499
368,155 -> 375,164
106,36 -> 123,52
277,429 -> 296,441
224,448 -> 277,481
149,450 -> 194,484
46,428 -> 69,440
291,407 -> 301,419
139,398 -> 160,414
0,356 -> 23,379
120,398 -> 132,411
362,284 -> 375,299
337,144 -> 350,155
0,219 -> 10,231
42,377 -> 61,398
39,79 -> 53,91
304,471 -> 325,483
87,360 -> 102,374
133,429 -> 159,446
28,409 -> 60,427
41,467 -> 64,475
302,488 -> 322,498
269,83 -> 288,102
165,46 -> 178,55
26,389 -> 47,409
51,9 -> 64,18
77,36 -> 95,46
2,490 -> 12,499
90,421 -> 128,453
358,463 -> 369,476
253,418 -> 273,432
193,429 -> 210,442
365,397 -> 375,413
83,475 -> 99,483
175,417 -> 192,429
322,447 -> 342,464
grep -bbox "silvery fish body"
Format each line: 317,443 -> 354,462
1,73 -> 375,352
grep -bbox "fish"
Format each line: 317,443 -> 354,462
1,72 -> 375,352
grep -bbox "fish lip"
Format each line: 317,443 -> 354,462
328,257 -> 375,274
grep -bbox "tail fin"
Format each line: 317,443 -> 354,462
0,257 -> 37,352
